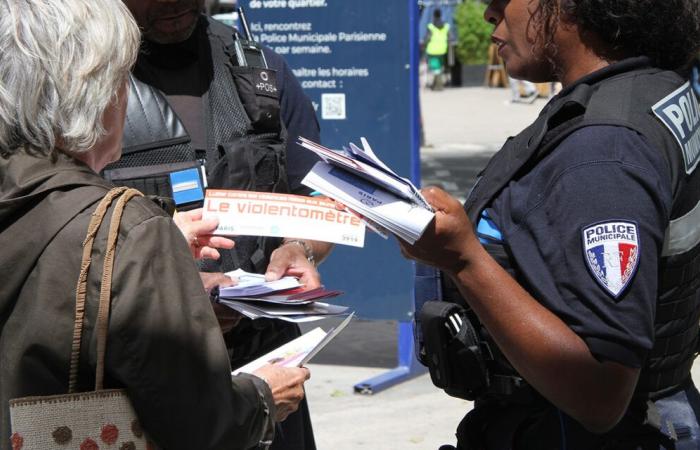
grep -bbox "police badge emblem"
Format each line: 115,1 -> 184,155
582,221 -> 640,299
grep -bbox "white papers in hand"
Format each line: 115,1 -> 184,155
219,299 -> 348,317
218,269 -> 348,323
232,313 -> 354,375
299,137 -> 431,210
218,276 -> 301,298
233,327 -> 328,374
219,299 -> 349,323
302,161 -> 434,244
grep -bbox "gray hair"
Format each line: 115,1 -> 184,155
0,0 -> 140,156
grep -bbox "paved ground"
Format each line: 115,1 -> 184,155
304,85 -> 547,449
306,364 -> 470,449
420,85 -> 551,201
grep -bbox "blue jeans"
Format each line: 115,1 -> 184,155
654,382 -> 700,449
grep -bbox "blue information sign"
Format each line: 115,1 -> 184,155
241,0 -> 420,320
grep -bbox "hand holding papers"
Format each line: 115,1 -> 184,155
233,313 -> 354,375
216,269 -> 348,323
298,137 -> 435,244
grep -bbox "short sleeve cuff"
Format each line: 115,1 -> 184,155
584,336 -> 646,368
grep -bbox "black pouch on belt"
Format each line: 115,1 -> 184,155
418,300 -> 490,400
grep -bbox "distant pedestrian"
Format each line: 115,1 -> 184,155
424,8 -> 450,90
508,76 -> 538,103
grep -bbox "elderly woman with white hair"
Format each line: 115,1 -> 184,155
0,1 -> 309,448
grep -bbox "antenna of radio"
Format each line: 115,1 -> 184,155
237,6 -> 253,41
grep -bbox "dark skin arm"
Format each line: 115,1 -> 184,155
399,187 -> 639,433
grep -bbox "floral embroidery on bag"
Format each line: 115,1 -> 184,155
101,424 -> 119,445
52,426 -> 72,445
80,437 -> 99,450
10,433 -> 23,450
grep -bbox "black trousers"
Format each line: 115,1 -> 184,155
454,383 -> 700,450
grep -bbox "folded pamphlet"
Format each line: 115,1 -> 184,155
232,313 -> 354,375
219,299 -> 349,323
216,269 -> 348,323
299,137 -> 435,244
218,275 -> 301,298
299,137 -> 431,209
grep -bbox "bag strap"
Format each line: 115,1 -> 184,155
68,187 -> 143,393
95,188 -> 143,389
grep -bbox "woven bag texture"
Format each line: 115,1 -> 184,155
9,389 -> 150,449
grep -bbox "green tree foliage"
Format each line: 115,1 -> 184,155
454,0 -> 492,65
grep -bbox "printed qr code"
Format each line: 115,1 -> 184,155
321,93 -> 346,120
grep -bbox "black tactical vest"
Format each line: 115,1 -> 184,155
104,17 -> 289,274
458,57 -> 700,397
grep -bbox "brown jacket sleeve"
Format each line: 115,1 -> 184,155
101,205 -> 275,449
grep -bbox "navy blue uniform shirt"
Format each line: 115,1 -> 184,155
487,125 -> 673,368
263,47 -> 321,194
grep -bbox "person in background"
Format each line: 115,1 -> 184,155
401,0 -> 700,448
115,1 -> 332,448
507,76 -> 538,103
424,8 -> 451,90
0,0 -> 310,448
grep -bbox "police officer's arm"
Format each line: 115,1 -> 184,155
399,187 -> 639,434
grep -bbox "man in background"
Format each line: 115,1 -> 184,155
117,1 -> 333,448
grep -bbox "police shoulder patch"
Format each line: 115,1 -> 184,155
582,220 -> 640,299
652,81 -> 700,175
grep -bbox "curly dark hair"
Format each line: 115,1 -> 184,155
532,0 -> 700,70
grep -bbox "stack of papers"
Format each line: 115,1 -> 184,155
219,270 -> 302,298
233,313 -> 354,375
298,137 -> 435,244
217,269 -> 348,323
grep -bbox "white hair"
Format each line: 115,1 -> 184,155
0,0 -> 140,156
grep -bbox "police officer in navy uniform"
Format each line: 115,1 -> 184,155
401,1 -> 700,448
109,1 -> 333,449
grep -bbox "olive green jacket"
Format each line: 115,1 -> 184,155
0,151 -> 275,449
